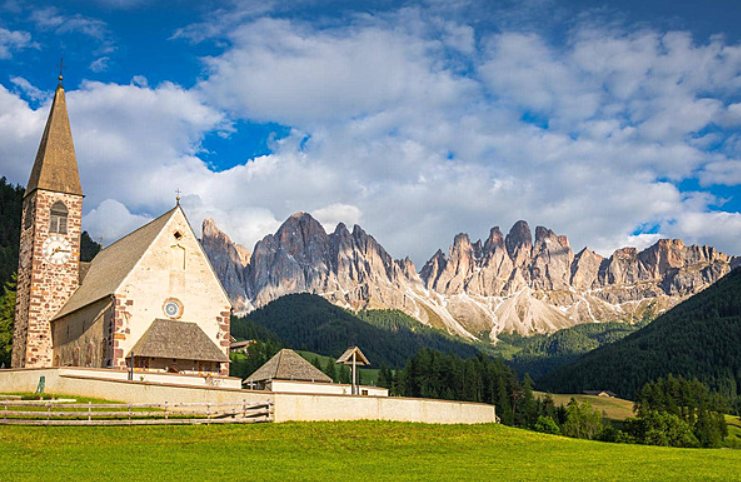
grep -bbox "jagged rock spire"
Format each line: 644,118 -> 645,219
25,79 -> 82,197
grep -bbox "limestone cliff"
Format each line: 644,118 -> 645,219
202,215 -> 740,341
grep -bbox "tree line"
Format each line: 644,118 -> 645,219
540,267 -> 741,407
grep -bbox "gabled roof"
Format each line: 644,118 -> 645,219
245,349 -> 332,384
336,346 -> 370,366
54,207 -> 178,319
128,319 -> 229,362
26,81 -> 82,197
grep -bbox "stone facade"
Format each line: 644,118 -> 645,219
12,189 -> 82,368
106,209 -> 231,375
52,298 -> 113,368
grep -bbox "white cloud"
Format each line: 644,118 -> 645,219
82,199 -> 152,245
89,56 -> 110,73
312,204 -> 363,231
9,77 -> 47,102
0,27 -> 35,58
3,6 -> 741,266
29,6 -> 115,54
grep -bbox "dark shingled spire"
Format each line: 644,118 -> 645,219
25,79 -> 83,198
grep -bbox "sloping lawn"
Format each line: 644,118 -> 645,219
1,421 -> 740,481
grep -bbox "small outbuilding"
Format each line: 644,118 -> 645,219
243,348 -> 388,397
582,390 -> 618,398
243,349 -> 333,390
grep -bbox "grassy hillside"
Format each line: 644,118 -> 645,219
2,421 -> 741,481
237,293 -> 481,367
534,391 -> 635,422
539,268 -> 741,399
504,319 -> 651,379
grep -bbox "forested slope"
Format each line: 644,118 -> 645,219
540,268 -> 741,399
235,293 -> 482,367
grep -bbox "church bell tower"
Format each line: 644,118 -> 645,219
12,75 -> 83,368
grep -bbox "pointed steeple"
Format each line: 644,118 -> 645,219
25,77 -> 82,198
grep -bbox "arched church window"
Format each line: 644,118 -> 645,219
73,347 -> 80,366
101,338 -> 107,363
50,201 -> 69,234
86,343 -> 94,366
170,245 -> 186,270
24,201 -> 33,230
53,355 -> 60,367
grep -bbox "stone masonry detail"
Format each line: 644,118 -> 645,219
12,189 -> 82,368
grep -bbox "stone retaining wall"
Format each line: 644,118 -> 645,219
0,368 -> 496,425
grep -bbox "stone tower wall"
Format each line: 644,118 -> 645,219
12,189 -> 82,368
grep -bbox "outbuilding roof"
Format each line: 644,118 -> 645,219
128,319 -> 229,362
245,349 -> 332,384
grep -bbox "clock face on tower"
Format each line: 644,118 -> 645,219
42,236 -> 72,265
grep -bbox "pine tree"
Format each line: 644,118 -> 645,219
323,358 -> 338,382
0,273 -> 16,368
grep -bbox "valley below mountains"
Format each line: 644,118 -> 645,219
202,213 -> 741,342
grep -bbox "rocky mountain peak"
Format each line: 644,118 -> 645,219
203,212 -> 739,339
506,220 -> 533,266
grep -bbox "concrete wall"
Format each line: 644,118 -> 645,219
268,380 -> 388,397
272,393 -> 496,424
0,367 -> 242,393
0,368 -> 495,424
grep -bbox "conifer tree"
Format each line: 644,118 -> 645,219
0,273 -> 16,368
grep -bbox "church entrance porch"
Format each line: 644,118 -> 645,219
128,356 -> 221,376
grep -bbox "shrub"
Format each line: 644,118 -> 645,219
533,415 -> 561,435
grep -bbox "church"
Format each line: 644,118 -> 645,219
11,76 -> 232,377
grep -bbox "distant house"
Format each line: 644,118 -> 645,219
582,390 -> 617,398
243,349 -> 388,397
229,340 -> 255,354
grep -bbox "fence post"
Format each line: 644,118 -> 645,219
164,401 -> 168,420
128,404 -> 132,425
242,399 -> 246,419
3,403 -> 6,422
207,402 -> 211,426
88,401 -> 92,425
46,403 -> 50,425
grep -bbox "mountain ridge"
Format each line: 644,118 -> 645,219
201,213 -> 740,341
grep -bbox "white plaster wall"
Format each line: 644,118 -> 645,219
272,393 -> 497,424
268,380 -> 388,397
116,210 -> 231,360
0,369 -> 496,424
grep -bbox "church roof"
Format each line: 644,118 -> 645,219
128,319 -> 229,362
26,81 -> 83,197
245,349 -> 333,384
54,207 -> 179,319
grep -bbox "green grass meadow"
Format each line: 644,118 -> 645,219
2,421 -> 741,481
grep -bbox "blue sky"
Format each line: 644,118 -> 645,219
1,0 -> 741,265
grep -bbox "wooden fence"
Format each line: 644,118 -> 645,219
0,400 -> 273,426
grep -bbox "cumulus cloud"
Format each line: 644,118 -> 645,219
9,77 -> 48,103
82,199 -> 152,244
312,203 -> 363,231
3,5 -> 741,265
0,27 -> 35,58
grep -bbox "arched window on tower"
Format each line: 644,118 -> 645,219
50,201 -> 69,234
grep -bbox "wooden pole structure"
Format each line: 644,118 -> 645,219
352,351 -> 357,395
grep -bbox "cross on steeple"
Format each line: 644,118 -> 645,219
175,188 -> 181,206
57,55 -> 66,86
